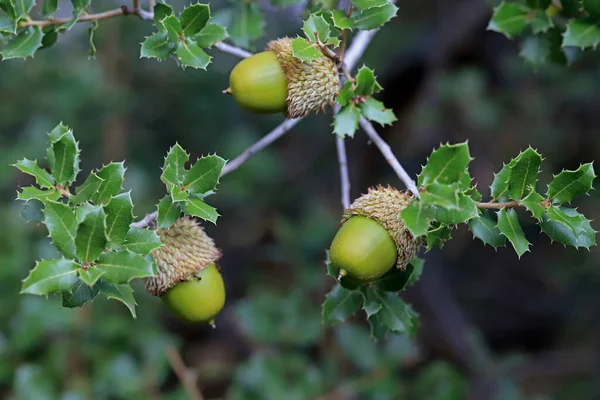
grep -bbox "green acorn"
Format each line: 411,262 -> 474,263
329,186 -> 423,282
147,217 -> 225,325
226,37 -> 339,118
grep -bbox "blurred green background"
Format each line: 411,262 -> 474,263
1,0 -> 600,399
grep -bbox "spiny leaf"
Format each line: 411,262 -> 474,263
180,3 -> 210,37
13,158 -> 55,188
496,208 -> 530,257
48,129 -> 80,186
562,19 -> 600,49
468,212 -> 506,248
176,38 -> 212,69
194,23 -> 228,48
95,251 -> 155,284
160,15 -> 183,42
78,267 -> 105,286
228,1 -> 264,49
352,0 -> 388,10
41,0 -> 58,17
322,284 -> 362,325
62,280 -> 99,308
291,36 -> 321,61
354,3 -> 398,31
401,200 -> 435,237
368,287 -> 419,335
507,147 -> 542,200
43,200 -> 78,258
546,163 -> 595,204
490,158 -> 517,201
75,205 -> 107,263
541,206 -> 597,248
157,195 -> 181,229
487,2 -> 529,38
522,191 -> 546,219
70,171 -> 103,205
181,197 -> 219,224
122,227 -> 162,254
303,14 -> 330,43
333,104 -> 361,138
97,280 -> 137,318
140,32 -> 173,60
1,26 -> 43,60
92,162 -> 125,204
103,192 -> 134,246
17,186 -> 61,202
425,223 -> 453,251
331,9 -> 354,29
161,143 -> 189,192
182,154 -> 226,195
154,2 -> 173,24
337,81 -> 355,107
359,97 -> 397,126
418,142 -> 472,187
375,257 -> 424,292
21,259 -> 79,295
0,16 -> 16,34
354,66 -> 382,96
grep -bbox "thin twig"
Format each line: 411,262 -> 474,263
149,0 -> 156,13
131,210 -> 158,228
133,0 -> 141,12
476,201 -> 521,210
166,346 -> 204,400
359,116 -> 419,196
21,7 -> 151,27
335,136 -> 351,209
214,42 -> 252,59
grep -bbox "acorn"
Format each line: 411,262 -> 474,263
225,37 -> 339,118
329,186 -> 424,282
147,217 -> 225,325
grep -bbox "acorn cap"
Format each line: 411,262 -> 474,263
146,217 -> 222,296
341,185 -> 423,270
266,37 -> 339,118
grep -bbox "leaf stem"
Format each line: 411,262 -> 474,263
476,200 -> 521,210
165,346 -> 204,400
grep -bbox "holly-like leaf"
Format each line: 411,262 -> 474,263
541,206 -> 597,248
17,186 -> 60,202
140,32 -> 173,60
522,191 -> 546,219
359,98 -> 397,125
62,280 -> 99,308
530,9 -> 554,34
562,19 -> 600,49
418,142 -> 472,187
15,0 -> 34,16
71,0 -> 91,11
180,3 -> 210,37
154,2 -> 173,24
229,1 -> 264,49
496,208 -> 530,257
333,104 -> 361,138
92,162 -> 125,204
122,227 -> 162,254
43,200 -> 78,258
425,223 -> 453,251
487,2 -> 529,38
95,251 -> 155,284
291,36 -> 321,61
432,193 -> 478,225
468,212 -> 506,248
332,9 -> 354,29
78,267 -> 104,286
0,0 -> 16,20
1,26 -> 43,59
21,259 -> 79,295
194,23 -> 228,48
368,287 -> 418,335
104,192 -> 134,246
376,262 -> 420,292
490,158 -> 517,201
181,198 -> 219,224
519,35 -> 552,69
547,163 -> 595,204
303,14 -> 330,43
355,66 -> 382,96
421,183 -> 462,209
13,159 -> 55,188
322,284 -> 362,325
41,0 -> 58,17
48,129 -> 80,186
401,200 -> 435,237
367,312 -> 388,341
352,0 -> 388,10
0,16 -> 16,34
182,154 -> 226,194
97,280 -> 137,318
176,38 -> 212,69
160,15 -> 183,42
75,205 -> 107,263
508,147 -> 542,200
161,143 -> 189,192
157,195 -> 181,229
361,286 -> 382,316
337,81 -> 355,107
354,3 -> 398,30
171,186 -> 189,202
70,172 -> 103,205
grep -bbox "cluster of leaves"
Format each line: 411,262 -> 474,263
141,3 -> 228,69
488,0 -> 600,68
402,142 -> 596,256
12,124 -> 226,318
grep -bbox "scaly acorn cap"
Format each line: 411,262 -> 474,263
266,37 -> 339,118
341,185 -> 423,270
146,217 -> 222,296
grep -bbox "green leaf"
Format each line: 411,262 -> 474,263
401,200 -> 435,237
41,26 -> 58,49
355,66 -> 382,96
78,267 -> 104,286
62,280 -> 99,308
490,159 -> 517,201
507,147 -> 542,200
468,212 -> 506,248
530,9 -> 554,34
425,223 -> 453,251
194,23 -> 228,48
71,0 -> 91,11
541,206 -> 597,248
157,195 -> 181,229
160,15 -> 183,42
290,36 -> 321,61
75,205 -> 107,263
88,20 -> 98,58
104,192 -> 134,246
21,198 -> 44,222
15,0 -> 34,15
182,154 -> 226,194
48,122 -> 70,142
359,98 -> 397,126
322,284 -> 362,325
21,259 -> 79,295
361,286 -> 382,316
519,34 -> 552,69
98,280 -> 137,318
369,287 -> 418,335
352,0 -> 388,10
496,208 -> 530,257
421,183 -> 462,209
154,2 -> 173,24
95,251 -> 155,284
161,143 -> 189,191
0,16 -> 16,34
171,186 -> 189,202
367,312 -> 388,341
487,2 -> 529,38
375,259 -> 422,292
354,3 -> 398,31
563,19 -> 600,49
332,9 -> 354,29
140,32 -> 173,60
1,26 -> 43,59
48,129 -> 80,186
69,172 -> 103,204
41,0 -> 58,17
176,38 -> 212,69
522,191 -> 546,219
337,80 -> 355,107
418,142 -> 472,187
17,186 -> 61,202
547,163 -> 595,204
91,162 -> 125,204
13,158 -> 55,188
229,2 -> 263,49
180,3 -> 210,37
181,197 -> 219,224
432,194 -> 478,225
303,14 -> 330,43
583,0 -> 600,17
122,227 -> 162,254
43,200 -> 78,258
333,104 -> 361,138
